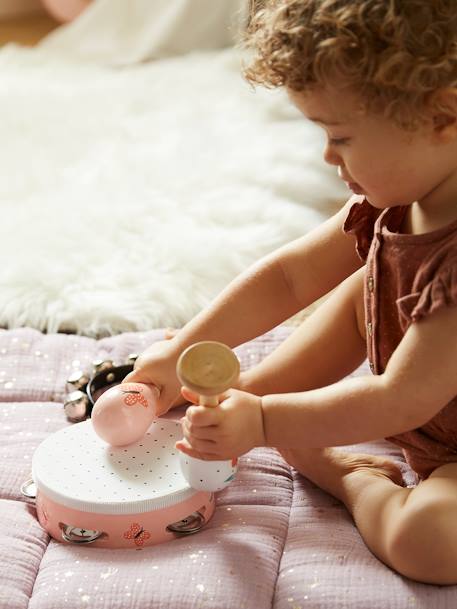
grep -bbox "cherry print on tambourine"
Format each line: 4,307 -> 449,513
120,383 -> 149,408
123,522 -> 152,547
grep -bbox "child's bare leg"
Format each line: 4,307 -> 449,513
244,268 -> 457,584
281,447 -> 457,585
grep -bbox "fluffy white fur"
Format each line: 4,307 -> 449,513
0,45 -> 348,336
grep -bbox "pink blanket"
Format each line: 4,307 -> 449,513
0,326 -> 455,608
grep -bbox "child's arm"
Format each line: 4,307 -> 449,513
262,303 -> 457,447
240,267 -> 367,396
126,199 -> 362,414
178,288 -> 457,460
166,199 -> 362,350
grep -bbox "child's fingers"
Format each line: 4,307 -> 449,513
181,386 -> 230,407
180,386 -> 200,404
184,404 -> 222,427
122,361 -> 157,385
181,426 -> 217,452
122,370 -> 148,384
175,439 -> 221,461
181,416 -> 219,442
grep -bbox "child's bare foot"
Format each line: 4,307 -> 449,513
280,447 -> 404,511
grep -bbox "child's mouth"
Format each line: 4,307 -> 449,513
347,182 -> 364,195
339,169 -> 364,195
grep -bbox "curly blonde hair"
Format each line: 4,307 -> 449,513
243,0 -> 457,129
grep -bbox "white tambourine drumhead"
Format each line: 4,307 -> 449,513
32,419 -> 198,515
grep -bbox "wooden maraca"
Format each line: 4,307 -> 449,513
176,341 -> 240,492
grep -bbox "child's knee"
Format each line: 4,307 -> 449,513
278,447 -> 300,468
277,446 -> 332,478
387,494 -> 457,584
277,446 -> 320,470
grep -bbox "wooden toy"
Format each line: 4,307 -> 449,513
176,341 -> 240,492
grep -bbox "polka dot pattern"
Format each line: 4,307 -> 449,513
33,419 -> 195,514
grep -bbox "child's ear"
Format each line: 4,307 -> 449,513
427,87 -> 457,142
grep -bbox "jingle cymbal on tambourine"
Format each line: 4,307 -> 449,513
176,341 -> 240,397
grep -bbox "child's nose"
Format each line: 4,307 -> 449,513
323,143 -> 341,166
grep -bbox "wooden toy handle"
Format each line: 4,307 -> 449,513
199,395 -> 220,408
176,341 -> 240,408
177,342 -> 240,492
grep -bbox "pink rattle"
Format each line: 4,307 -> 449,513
91,382 -> 159,446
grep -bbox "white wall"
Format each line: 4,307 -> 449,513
0,0 -> 44,18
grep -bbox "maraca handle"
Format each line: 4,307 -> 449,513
176,341 -> 239,492
199,394 -> 220,407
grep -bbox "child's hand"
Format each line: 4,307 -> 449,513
122,332 -> 184,416
175,387 -> 265,460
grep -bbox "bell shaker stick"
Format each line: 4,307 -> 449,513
176,341 -> 240,492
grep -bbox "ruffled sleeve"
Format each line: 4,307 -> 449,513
396,263 -> 457,327
342,195 -> 382,261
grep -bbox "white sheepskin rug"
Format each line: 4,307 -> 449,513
0,45 -> 348,337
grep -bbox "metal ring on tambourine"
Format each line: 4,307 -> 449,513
63,390 -> 90,422
64,358 -> 137,422
59,523 -> 107,544
86,364 -> 134,407
166,510 -> 207,535
20,478 -> 37,500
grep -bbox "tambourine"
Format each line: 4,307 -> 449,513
22,343 -> 240,548
21,418 -> 215,548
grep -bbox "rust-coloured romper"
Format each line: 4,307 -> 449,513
343,195 -> 457,479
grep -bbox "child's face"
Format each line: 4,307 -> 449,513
288,86 -> 455,209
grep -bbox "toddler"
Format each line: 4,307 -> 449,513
124,0 -> 457,585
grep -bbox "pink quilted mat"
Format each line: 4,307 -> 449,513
1,326 -> 455,608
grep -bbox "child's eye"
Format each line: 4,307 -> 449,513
328,137 -> 350,146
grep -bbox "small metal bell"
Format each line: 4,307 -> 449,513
66,370 -> 90,392
166,511 -> 207,535
64,390 -> 90,422
92,359 -> 114,374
